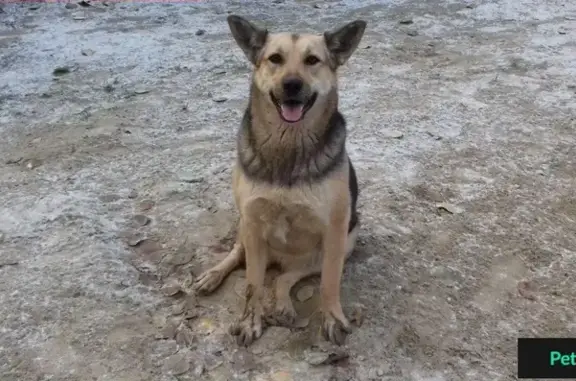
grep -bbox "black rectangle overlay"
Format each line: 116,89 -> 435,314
518,338 -> 576,379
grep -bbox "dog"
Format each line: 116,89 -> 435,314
193,15 -> 367,347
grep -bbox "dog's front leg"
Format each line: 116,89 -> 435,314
229,219 -> 268,346
320,207 -> 352,346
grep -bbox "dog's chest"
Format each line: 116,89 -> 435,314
242,185 -> 331,253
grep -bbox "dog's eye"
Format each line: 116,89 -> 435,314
268,54 -> 284,64
304,55 -> 320,65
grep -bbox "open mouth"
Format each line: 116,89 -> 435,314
270,92 -> 318,123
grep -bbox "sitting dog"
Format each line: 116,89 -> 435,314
194,14 -> 367,347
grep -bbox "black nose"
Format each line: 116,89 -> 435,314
282,77 -> 303,96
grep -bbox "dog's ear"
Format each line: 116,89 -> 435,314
227,15 -> 268,65
324,20 -> 367,67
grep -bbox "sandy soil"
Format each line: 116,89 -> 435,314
1,0 -> 576,380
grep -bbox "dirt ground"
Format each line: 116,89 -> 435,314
1,0 -> 575,380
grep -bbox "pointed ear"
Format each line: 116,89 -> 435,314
227,15 -> 269,65
324,20 -> 367,67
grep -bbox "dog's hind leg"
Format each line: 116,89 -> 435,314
269,266 -> 320,326
268,225 -> 358,327
193,240 -> 245,295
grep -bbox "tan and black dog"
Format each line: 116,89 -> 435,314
193,15 -> 367,347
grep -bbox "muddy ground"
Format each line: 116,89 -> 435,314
1,0 -> 575,380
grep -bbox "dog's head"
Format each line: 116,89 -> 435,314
227,15 -> 366,124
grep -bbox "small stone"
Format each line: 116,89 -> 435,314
195,29 -> 206,36
436,203 -> 464,215
193,364 -> 205,376
0,232 -> 5,244
212,96 -> 228,103
81,49 -> 95,56
65,3 -> 78,9
385,130 -> 404,139
175,323 -> 195,347
213,69 -> 227,75
127,190 -> 138,199
406,30 -> 419,36
163,353 -> 190,376
156,320 -> 178,339
177,172 -> 204,183
172,302 -> 185,315
139,200 -> 155,211
29,4 -> 41,10
376,369 -> 385,376
166,251 -> 194,266
78,0 -> 92,7
399,19 -> 413,24
133,214 -> 150,226
296,285 -> 315,302
126,234 -> 145,247
53,67 -> 71,76
558,29 -> 567,35
305,350 -> 349,366
292,317 -> 310,328
305,351 -> 329,365
133,87 -> 150,95
24,159 -> 42,170
72,13 -> 86,20
160,282 -> 182,297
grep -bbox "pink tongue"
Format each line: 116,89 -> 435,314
280,104 -> 304,122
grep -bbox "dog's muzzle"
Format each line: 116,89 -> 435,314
270,76 -> 318,123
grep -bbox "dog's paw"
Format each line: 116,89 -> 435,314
193,269 -> 225,295
229,308 -> 264,346
268,300 -> 297,327
321,308 -> 352,346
